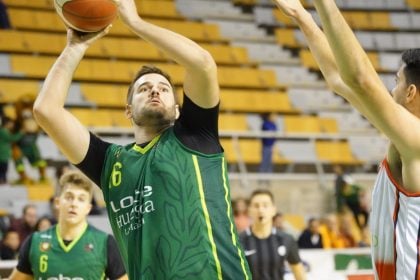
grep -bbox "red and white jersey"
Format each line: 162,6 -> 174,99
371,160 -> 420,280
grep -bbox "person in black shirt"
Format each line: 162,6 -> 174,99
239,189 -> 306,280
297,217 -> 323,249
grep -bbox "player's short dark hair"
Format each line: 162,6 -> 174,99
249,189 -> 275,203
401,49 -> 420,89
58,170 -> 93,199
126,65 -> 175,104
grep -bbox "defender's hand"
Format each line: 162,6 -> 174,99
271,0 -> 306,18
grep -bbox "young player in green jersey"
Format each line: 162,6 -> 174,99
31,0 -> 252,279
9,170 -> 127,280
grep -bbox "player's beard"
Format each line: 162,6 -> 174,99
132,104 -> 176,127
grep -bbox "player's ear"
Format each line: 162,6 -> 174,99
175,104 -> 180,119
406,84 -> 418,104
54,197 -> 60,209
87,202 -> 92,215
125,104 -> 132,119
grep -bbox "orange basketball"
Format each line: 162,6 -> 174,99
54,0 -> 117,32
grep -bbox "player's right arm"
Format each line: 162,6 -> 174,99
271,0 -> 366,114
313,0 -> 420,155
8,269 -> 33,280
33,28 -> 110,164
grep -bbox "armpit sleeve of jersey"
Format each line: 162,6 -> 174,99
105,235 -> 126,279
174,93 -> 222,154
285,234 -> 302,264
75,132 -> 111,188
16,235 -> 33,275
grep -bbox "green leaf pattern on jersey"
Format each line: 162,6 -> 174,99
146,142 -> 211,279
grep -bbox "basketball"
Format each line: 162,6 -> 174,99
54,0 -> 117,32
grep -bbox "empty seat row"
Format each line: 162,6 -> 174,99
275,28 -> 420,51
0,30 -> 253,66
1,54 -> 282,89
0,78 -> 297,114
34,131 -> 363,167
203,138 -> 362,166
235,0 -> 412,10
4,0 -> 183,19
299,49 -> 402,73
7,8 -> 227,43
270,9 -> 420,31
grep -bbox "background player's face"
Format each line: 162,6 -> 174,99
391,65 -> 409,106
248,194 -> 276,226
56,185 -> 92,226
126,73 -> 178,127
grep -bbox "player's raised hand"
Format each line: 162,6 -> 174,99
271,0 -> 306,18
112,0 -> 141,25
66,25 -> 112,48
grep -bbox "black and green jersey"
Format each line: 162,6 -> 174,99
101,127 -> 251,279
29,224 -> 108,279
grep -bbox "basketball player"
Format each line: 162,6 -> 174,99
239,190 -> 306,280
31,0 -> 251,278
9,170 -> 127,280
273,0 -> 420,278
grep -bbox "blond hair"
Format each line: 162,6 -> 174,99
58,170 -> 93,199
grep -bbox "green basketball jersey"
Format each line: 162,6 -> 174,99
29,224 -> 108,280
101,128 -> 251,279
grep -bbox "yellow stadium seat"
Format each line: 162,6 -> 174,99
80,84 -> 126,107
0,30 -> 26,52
4,0 -> 52,9
315,140 -> 363,165
284,116 -> 321,134
220,139 -> 289,165
9,8 -> 226,43
10,55 -> 53,78
273,9 -> 296,26
370,12 -> 393,30
406,0 -> 420,10
299,49 -> 318,70
136,0 -> 183,19
22,32 -> 65,54
26,184 -> 54,201
300,49 -> 383,72
200,44 -> 251,65
274,29 -> 300,48
220,90 -> 297,114
69,108 -> 114,127
110,111 -> 132,127
219,114 -> 249,131
343,11 -> 370,30
319,118 -> 338,133
0,79 -> 40,102
218,67 -> 280,89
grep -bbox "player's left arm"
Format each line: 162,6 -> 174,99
113,0 -> 219,108
290,263 -> 306,280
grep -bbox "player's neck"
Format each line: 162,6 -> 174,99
133,123 -> 171,144
251,223 -> 273,239
58,220 -> 88,241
